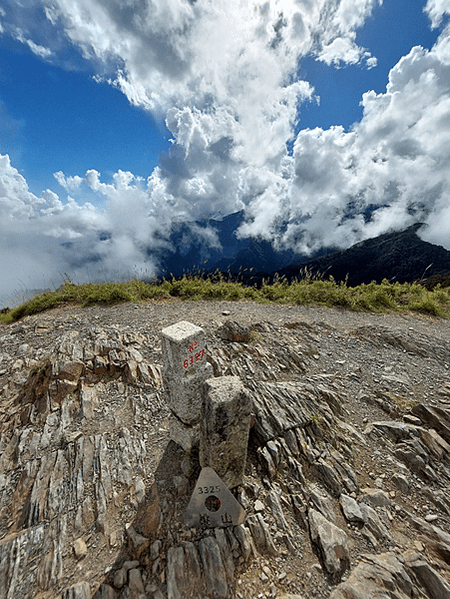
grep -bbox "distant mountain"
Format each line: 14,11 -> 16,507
154,218 -> 450,287
276,223 -> 450,286
156,211 -> 311,277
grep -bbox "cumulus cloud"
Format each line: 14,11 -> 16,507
54,171 -> 83,192
1,0 -> 450,304
315,0 -> 381,66
276,39 -> 450,253
319,37 -> 376,67
0,155 -> 165,303
0,156 -> 82,303
237,19 -> 450,255
425,0 -> 450,28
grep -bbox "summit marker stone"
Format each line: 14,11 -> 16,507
161,321 -> 212,450
200,376 -> 252,488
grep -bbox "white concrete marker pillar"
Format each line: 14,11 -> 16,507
161,321 -> 212,450
200,376 -> 252,488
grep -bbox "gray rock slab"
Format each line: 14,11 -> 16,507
404,550 -> 450,599
233,524 -> 254,561
314,458 -> 343,497
125,524 -> 149,559
73,537 -> 87,560
166,542 -> 205,599
258,446 -> 277,479
359,503 -> 391,542
340,494 -> 364,523
249,380 -> 337,443
62,582 -> 92,599
330,552 -> 415,599
128,569 -> 144,595
308,508 -> 349,578
284,429 -> 300,455
392,473 -> 410,494
364,421 -> 411,442
168,414 -> 200,452
310,485 -> 336,522
92,584 -> 117,599
266,490 -> 289,531
246,513 -> 278,556
359,488 -> 392,508
214,528 -> 235,580
217,321 -> 251,343
113,569 -> 127,589
183,541 -> 202,584
198,536 -> 229,598
412,404 -> 450,443
166,547 -> 184,599
330,451 -> 359,493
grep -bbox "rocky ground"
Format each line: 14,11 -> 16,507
0,299 -> 450,599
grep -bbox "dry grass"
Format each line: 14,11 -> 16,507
1,275 -> 450,324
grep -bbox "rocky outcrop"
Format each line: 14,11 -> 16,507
0,302 -> 450,598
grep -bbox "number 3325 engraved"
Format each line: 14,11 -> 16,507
198,485 -> 220,494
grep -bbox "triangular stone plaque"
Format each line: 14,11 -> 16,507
184,467 -> 246,528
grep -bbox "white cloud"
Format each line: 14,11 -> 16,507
255,37 -> 450,253
24,38 -> 53,58
314,0 -> 381,65
12,26 -> 53,58
2,0 -> 450,304
54,171 -> 83,192
319,37 -> 376,67
425,0 -> 450,28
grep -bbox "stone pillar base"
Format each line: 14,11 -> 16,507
169,415 -> 201,453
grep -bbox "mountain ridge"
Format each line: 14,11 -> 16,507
159,218 -> 450,287
278,223 -> 450,286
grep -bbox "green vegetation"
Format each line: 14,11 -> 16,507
388,393 -> 418,413
2,275 -> 450,324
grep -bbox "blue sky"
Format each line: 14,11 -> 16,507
0,46 -> 171,199
299,0 -> 441,130
0,0 -> 450,304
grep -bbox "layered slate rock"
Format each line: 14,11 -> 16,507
404,550 -> 450,599
217,320 -> 252,343
340,494 -> 363,524
0,322 -> 166,598
249,379 -> 342,444
308,509 -> 349,578
330,553 -> 415,599
1,305 -> 450,598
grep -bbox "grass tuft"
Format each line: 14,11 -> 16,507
1,274 -> 450,324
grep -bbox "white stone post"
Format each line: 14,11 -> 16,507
161,321 -> 212,451
200,376 -> 252,488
